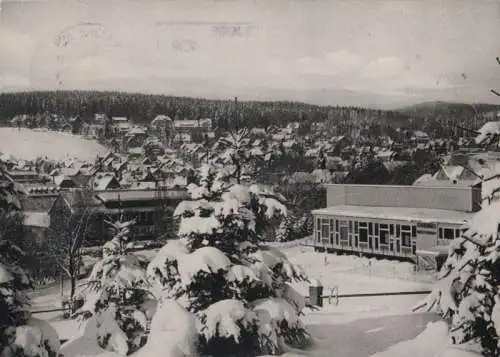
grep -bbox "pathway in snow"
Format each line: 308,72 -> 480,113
304,313 -> 440,357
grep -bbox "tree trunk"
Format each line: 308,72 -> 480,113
68,257 -> 76,312
236,162 -> 241,184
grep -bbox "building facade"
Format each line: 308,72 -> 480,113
49,188 -> 189,246
311,183 -> 480,270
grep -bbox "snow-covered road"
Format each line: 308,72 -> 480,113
305,312 -> 440,357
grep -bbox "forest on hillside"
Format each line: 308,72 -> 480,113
0,90 -> 412,130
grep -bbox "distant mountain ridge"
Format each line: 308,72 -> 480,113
398,101 -> 500,119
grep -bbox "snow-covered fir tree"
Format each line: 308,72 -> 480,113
416,171 -> 500,356
211,128 -> 279,184
146,164 -> 310,357
275,215 -> 295,243
73,219 -> 155,356
0,162 -> 61,357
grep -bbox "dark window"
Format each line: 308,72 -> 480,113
412,226 -> 417,237
375,223 -> 379,236
359,228 -> 368,242
390,224 -> 394,235
455,229 -> 461,238
354,221 -> 359,234
438,227 -> 443,238
396,225 -> 400,237
349,220 -> 353,233
335,220 -> 339,232
402,232 -> 411,247
330,219 -> 334,232
369,223 -> 373,235
380,230 -> 389,245
321,223 -> 329,239
443,228 -> 454,240
380,224 -> 388,230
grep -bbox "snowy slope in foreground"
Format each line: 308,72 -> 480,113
370,321 -> 480,357
0,128 -> 107,161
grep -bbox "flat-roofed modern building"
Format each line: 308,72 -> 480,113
311,183 -> 481,270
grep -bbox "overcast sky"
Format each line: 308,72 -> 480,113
1,0 -> 499,109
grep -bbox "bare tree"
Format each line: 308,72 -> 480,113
48,188 -> 95,307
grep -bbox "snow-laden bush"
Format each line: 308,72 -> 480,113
0,241 -> 62,357
146,164 -> 310,356
275,215 -> 295,243
416,195 -> 500,356
72,219 -> 155,356
134,298 -> 198,357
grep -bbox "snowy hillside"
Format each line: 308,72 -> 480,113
0,127 -> 107,161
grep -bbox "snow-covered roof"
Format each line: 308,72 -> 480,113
151,115 -> 173,126
126,127 -> 147,136
23,211 -> 50,228
112,117 -> 128,122
476,121 -> 500,144
312,205 -> 473,225
128,147 -> 145,155
174,120 -> 199,128
305,148 -> 320,158
20,194 -> 58,211
412,130 -> 429,138
251,128 -> 266,134
415,179 -> 478,188
54,175 -> 76,187
376,150 -> 393,158
93,175 -> 120,191
96,189 -> 188,203
116,122 -> 131,130
158,176 -> 188,188
412,174 -> 434,186
129,181 -> 156,190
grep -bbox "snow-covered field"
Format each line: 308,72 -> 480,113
0,127 -> 108,161
284,246 -> 435,296
29,245 -> 478,357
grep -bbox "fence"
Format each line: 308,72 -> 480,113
264,237 -> 311,249
305,289 -> 432,307
31,289 -> 433,315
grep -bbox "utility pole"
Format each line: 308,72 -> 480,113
234,96 -> 238,131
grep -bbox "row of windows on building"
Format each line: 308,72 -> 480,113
104,211 -> 154,224
315,217 -> 463,250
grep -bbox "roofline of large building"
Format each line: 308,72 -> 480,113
321,183 -> 479,190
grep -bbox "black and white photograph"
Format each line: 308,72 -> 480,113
1,0 -> 500,356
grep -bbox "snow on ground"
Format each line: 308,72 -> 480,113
369,321 -> 480,357
28,243 -> 458,356
0,127 -> 107,161
285,246 -> 434,296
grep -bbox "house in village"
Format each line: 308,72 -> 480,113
311,183 -> 480,271
9,170 -> 47,184
91,173 -> 121,191
112,117 -> 131,136
50,167 -> 92,188
150,115 -> 175,146
20,187 -> 60,246
49,188 -> 189,246
173,118 -> 214,144
83,113 -> 108,140
122,127 -> 148,152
